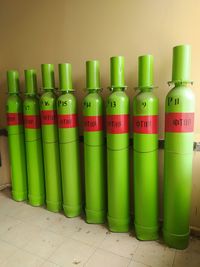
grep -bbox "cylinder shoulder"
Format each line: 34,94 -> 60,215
165,86 -> 195,112
57,93 -> 77,113
7,94 -> 22,104
24,96 -> 39,105
6,95 -> 23,112
106,91 -> 129,114
133,91 -> 158,115
166,85 -> 194,99
83,92 -> 103,115
40,91 -> 56,101
40,91 -> 56,109
24,96 -> 40,114
108,91 -> 129,101
84,92 -> 102,103
57,92 -> 76,102
83,93 -> 103,107
107,91 -> 129,106
134,91 -> 158,103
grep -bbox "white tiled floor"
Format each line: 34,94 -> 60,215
0,188 -> 200,267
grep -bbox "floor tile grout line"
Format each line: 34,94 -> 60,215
0,215 -> 141,264
0,238 -> 48,265
0,217 -> 52,253
41,234 -> 97,267
83,231 -> 109,266
1,193 -> 200,267
172,250 -> 177,267
129,258 -> 152,267
39,258 -> 62,267
40,235 -> 74,263
0,239 -> 21,265
130,240 -> 141,262
0,223 -> 67,263
128,242 -> 140,263
94,246 -> 133,260
126,257 -> 133,267
82,245 -> 99,267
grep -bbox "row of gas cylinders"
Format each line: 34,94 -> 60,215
6,45 -> 195,250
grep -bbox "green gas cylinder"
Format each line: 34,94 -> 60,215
83,60 -> 106,223
40,64 -> 62,212
57,63 -> 82,217
6,71 -> 27,201
133,55 -> 159,240
106,56 -> 130,232
23,69 -> 45,206
163,45 -> 195,249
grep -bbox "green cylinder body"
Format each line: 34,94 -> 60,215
163,84 -> 195,249
133,90 -> 159,240
40,91 -> 62,212
6,71 -> 27,201
83,91 -> 106,223
23,71 -> 45,206
57,92 -> 82,217
106,90 -> 130,232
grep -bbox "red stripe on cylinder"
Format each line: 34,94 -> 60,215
165,112 -> 194,133
84,115 -> 103,132
58,114 -> 78,128
133,115 -> 158,134
106,114 -> 129,134
7,113 -> 23,126
41,110 -> 57,125
24,115 -> 40,129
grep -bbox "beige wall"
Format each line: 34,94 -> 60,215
0,0 -> 199,230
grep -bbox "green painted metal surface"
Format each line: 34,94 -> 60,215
83,60 -> 106,223
40,64 -> 62,212
163,45 -> 195,249
57,63 -> 82,217
23,69 -> 45,206
6,70 -> 27,201
106,56 -> 130,232
133,55 -> 159,240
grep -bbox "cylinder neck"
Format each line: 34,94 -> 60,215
61,90 -> 73,94
43,88 -> 54,92
112,87 -> 125,92
7,70 -> 20,94
87,89 -> 99,93
41,64 -> 55,90
139,87 -> 152,92
26,93 -> 36,96
174,82 -> 190,87
8,92 -> 19,95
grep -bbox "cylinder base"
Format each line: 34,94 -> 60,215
134,222 -> 159,241
133,149 -> 158,241
28,194 -> 45,207
63,204 -> 82,218
163,229 -> 190,250
46,200 -> 62,213
43,142 -> 62,213
9,133 -> 27,202
86,208 -> 106,224
107,147 -> 130,233
108,215 -> 130,233
12,190 -> 27,202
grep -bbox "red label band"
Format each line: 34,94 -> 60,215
58,114 -> 78,128
106,114 -> 129,134
165,112 -> 194,133
133,115 -> 158,134
41,110 -> 57,125
24,115 -> 40,129
7,113 -> 23,126
83,116 -> 103,132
